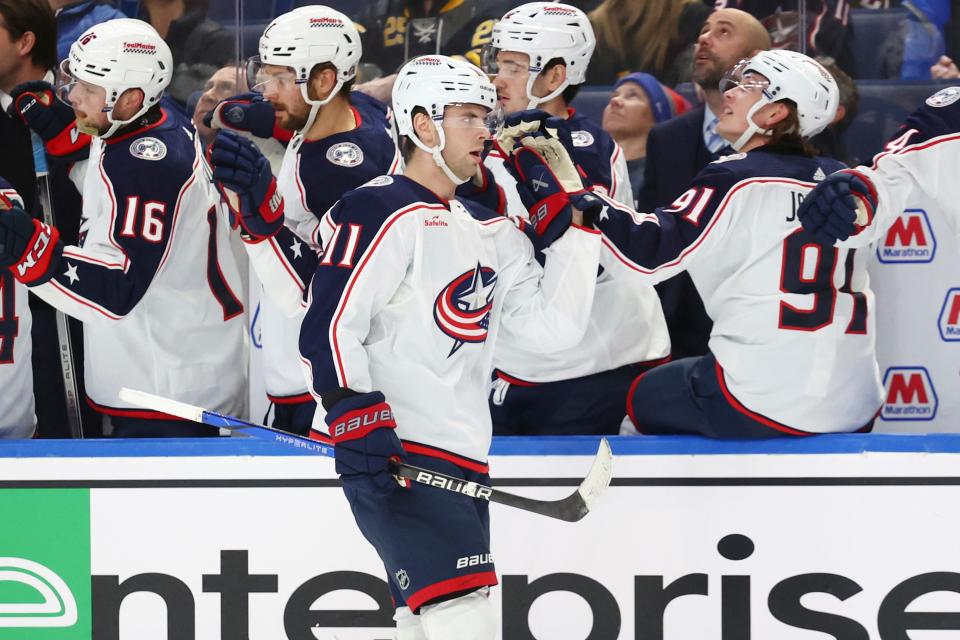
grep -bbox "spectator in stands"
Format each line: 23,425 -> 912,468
140,0 -> 233,106
638,7 -> 770,361
49,0 -> 126,62
192,64 -> 244,147
602,72 -> 691,206
878,0 -> 951,79
587,0 -> 711,86
715,1 -> 855,75
810,56 -> 859,164
931,54 -> 960,79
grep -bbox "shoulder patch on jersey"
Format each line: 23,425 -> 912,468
130,137 -> 167,161
926,87 -> 960,108
571,130 -> 595,147
813,167 -> 826,181
711,152 -> 747,164
326,142 -> 364,167
362,175 -> 394,188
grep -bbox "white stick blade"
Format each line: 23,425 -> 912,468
576,437 -> 613,511
118,388 -> 205,423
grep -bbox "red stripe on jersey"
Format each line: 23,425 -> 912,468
88,396 -> 187,421
48,279 -> 123,320
871,132 -> 960,169
406,572 -> 498,613
104,109 -> 169,144
98,156 -> 130,270
600,178 -> 816,276
62,249 -> 125,269
267,235 -> 306,292
609,144 -> 621,196
267,392 -> 314,404
713,360 -> 813,436
494,370 -> 537,386
329,203 -> 447,386
625,369 -> 651,434
401,441 -> 489,474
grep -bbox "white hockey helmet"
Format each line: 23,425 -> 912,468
720,50 -> 839,151
484,2 -> 596,109
58,19 -> 172,138
248,6 -> 361,134
393,55 -> 500,185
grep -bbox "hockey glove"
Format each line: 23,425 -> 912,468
798,170 -> 877,244
0,207 -> 61,285
209,130 -> 284,242
324,390 -> 408,497
455,162 -> 507,214
9,81 -> 91,162
497,109 -> 554,155
203,92 -> 278,139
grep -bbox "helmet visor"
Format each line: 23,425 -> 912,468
246,56 -> 300,94
438,102 -> 504,137
481,45 -> 533,79
719,59 -> 770,96
55,59 -> 107,111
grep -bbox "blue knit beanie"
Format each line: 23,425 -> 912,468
613,72 -> 673,124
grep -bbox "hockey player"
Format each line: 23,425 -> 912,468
798,86 -> 960,251
473,2 -> 669,436
526,50 -> 883,437
0,178 -> 36,438
299,55 -> 601,639
0,19 -> 246,436
206,6 -> 401,434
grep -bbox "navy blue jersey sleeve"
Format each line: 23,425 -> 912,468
36,128 -> 200,320
298,185 -> 418,397
594,161 -> 741,284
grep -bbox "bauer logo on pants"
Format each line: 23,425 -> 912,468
881,367 -> 938,421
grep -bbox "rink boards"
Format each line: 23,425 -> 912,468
1,435 -> 960,639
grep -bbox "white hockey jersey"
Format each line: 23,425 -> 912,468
835,86 -> 960,252
245,100 -> 401,404
481,109 -> 670,383
595,148 -> 883,433
0,181 -> 35,438
27,108 -> 247,418
300,175 -> 601,463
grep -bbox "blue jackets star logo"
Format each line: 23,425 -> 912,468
433,263 -> 498,356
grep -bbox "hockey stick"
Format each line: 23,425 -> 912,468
31,133 -> 83,439
118,388 -> 613,522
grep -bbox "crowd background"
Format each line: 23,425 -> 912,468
0,0 -> 956,438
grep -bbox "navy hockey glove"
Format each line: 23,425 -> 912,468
203,93 -> 277,139
209,130 -> 284,242
9,81 -> 90,162
798,170 -> 877,244
455,162 -> 507,214
0,207 -> 61,285
324,390 -> 408,497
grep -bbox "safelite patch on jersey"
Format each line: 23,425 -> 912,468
130,137 -> 167,161
326,142 -> 364,167
926,87 -> 960,108
571,130 -> 594,147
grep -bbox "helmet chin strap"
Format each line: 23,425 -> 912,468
100,100 -> 152,139
410,125 -> 470,186
296,78 -> 345,139
730,98 -> 772,151
525,73 -> 568,110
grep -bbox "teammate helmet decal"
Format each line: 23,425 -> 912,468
434,263 -> 498,356
926,87 -> 960,108
326,142 -> 364,167
130,137 -> 167,161
570,130 -> 594,147
395,569 -> 410,590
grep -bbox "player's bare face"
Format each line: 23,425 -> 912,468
492,51 -> 533,114
602,83 -> 654,139
67,80 -> 109,136
441,104 -> 492,182
693,13 -> 752,91
257,65 -> 309,131
717,71 -> 769,141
